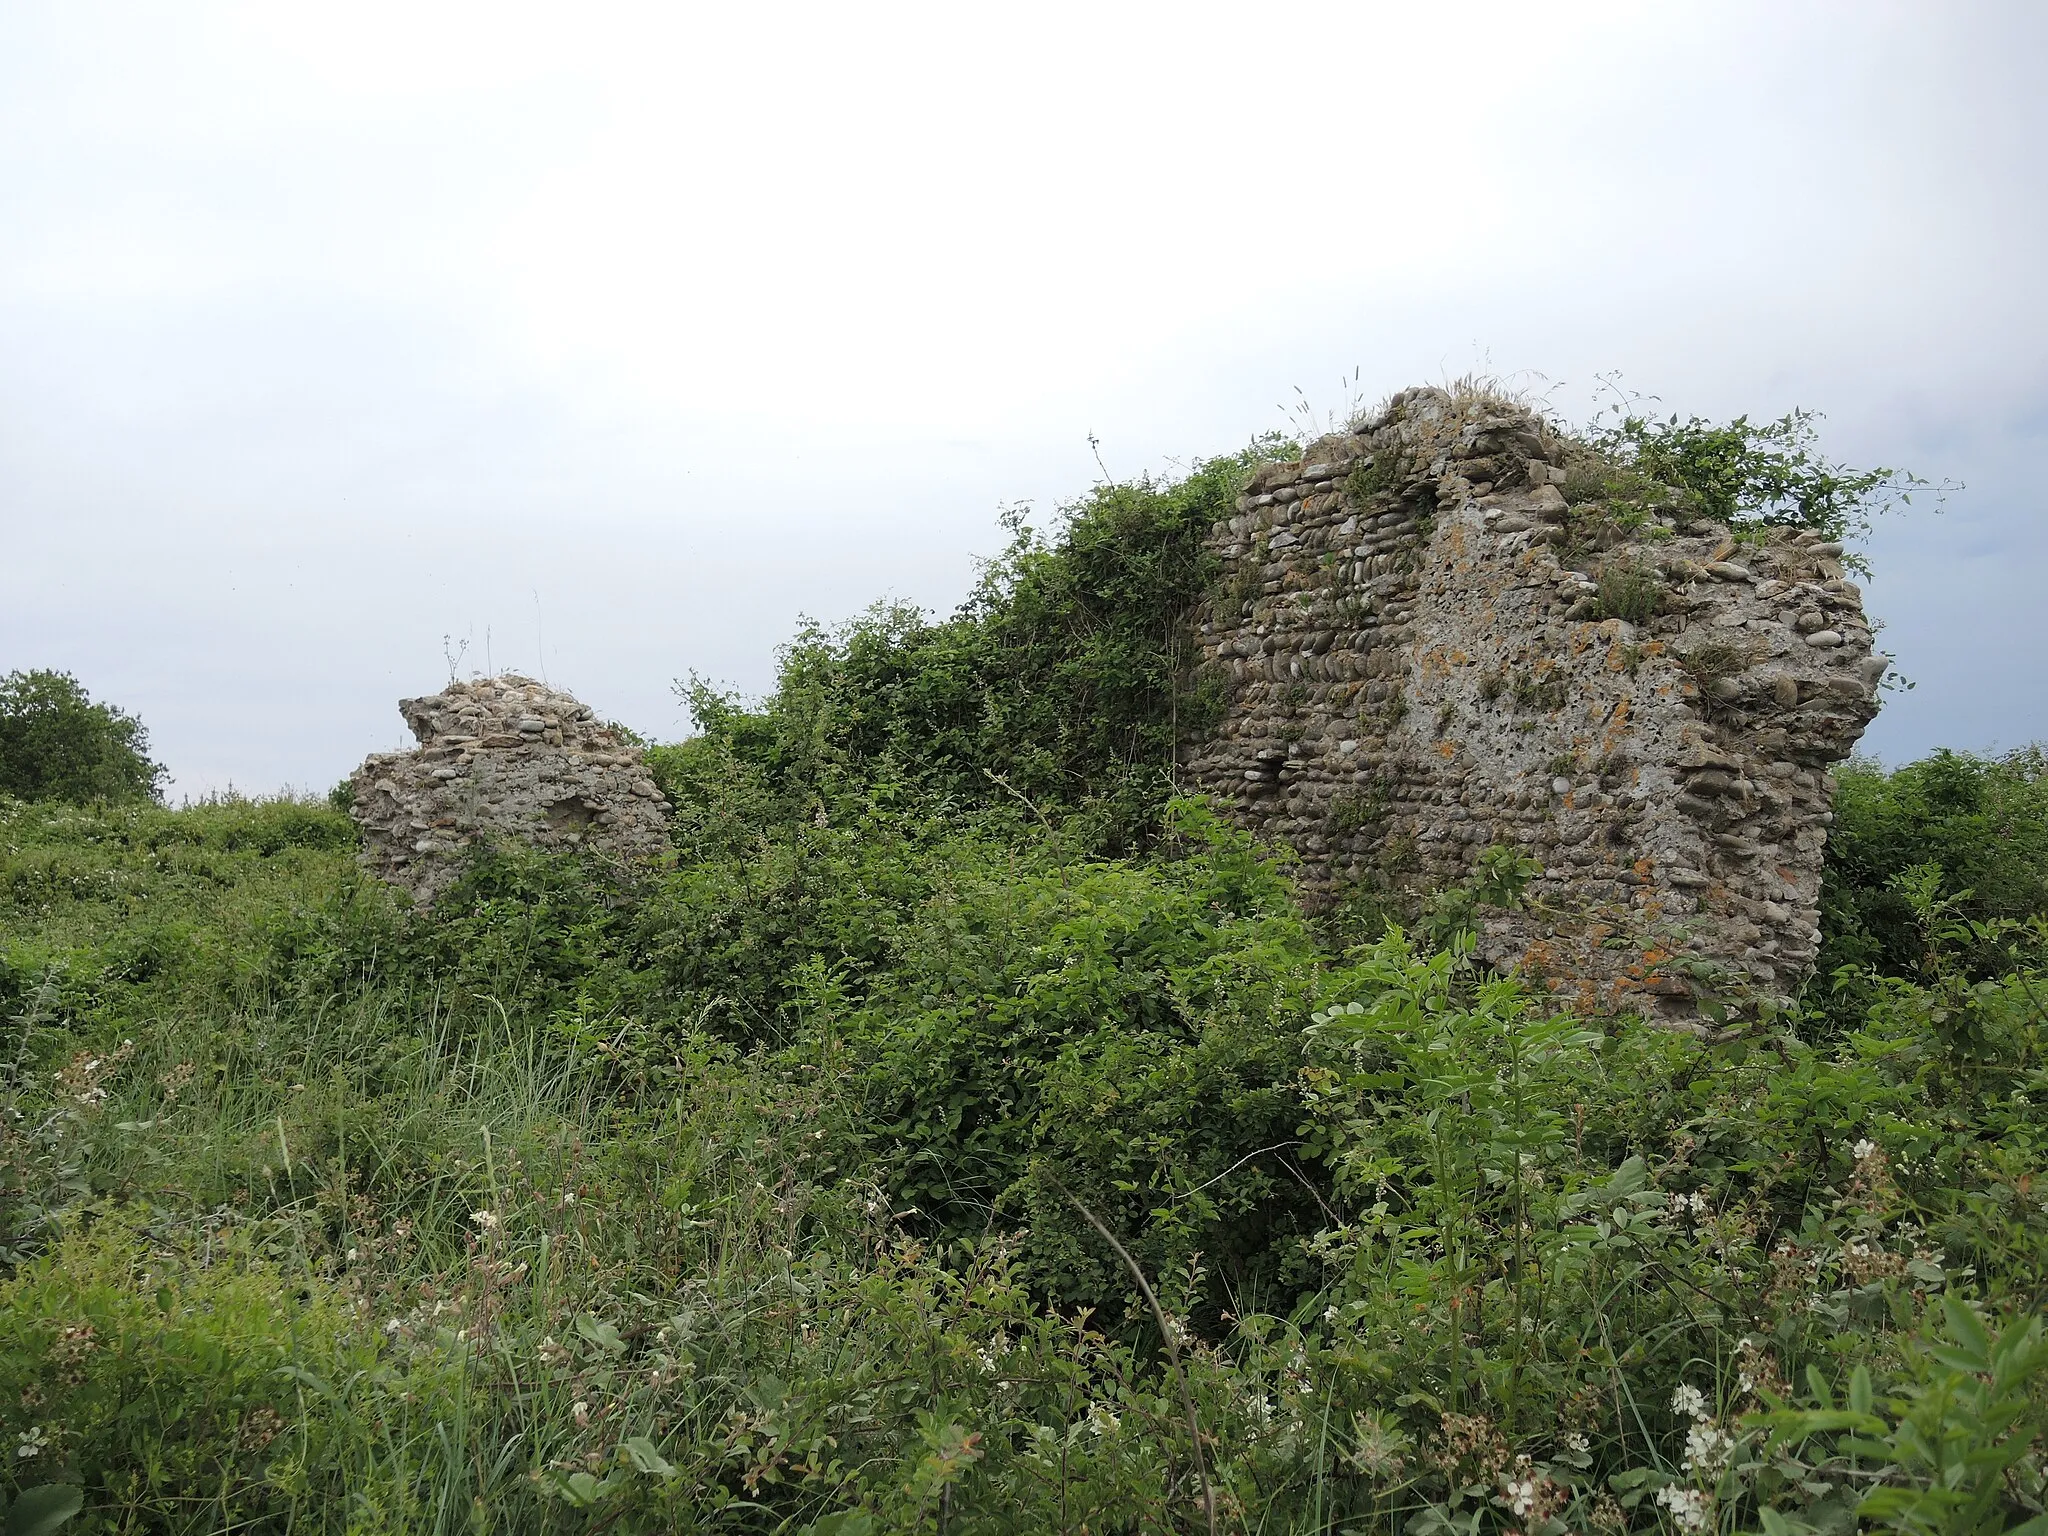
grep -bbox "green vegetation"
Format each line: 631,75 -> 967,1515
1581,395 -> 1941,549
1818,748 -> 2048,1029
662,449 -> 1271,860
1592,559 -> 1666,625
0,409 -> 2039,1533
3,782 -> 2043,1533
0,671 -> 165,806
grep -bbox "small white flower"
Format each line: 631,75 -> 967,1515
15,1426 -> 48,1460
571,1400 -> 591,1427
1655,1484 -> 1709,1533
1085,1402 -> 1119,1436
346,1247 -> 359,1261
1852,1138 -> 1877,1161
1324,1305 -> 1339,1324
1671,1383 -> 1708,1420
1684,1420 -> 1734,1475
469,1209 -> 500,1233
1564,1431 -> 1590,1455
383,1318 -> 402,1334
976,1340 -> 1006,1375
561,1191 -> 576,1205
1503,1476 -> 1538,1517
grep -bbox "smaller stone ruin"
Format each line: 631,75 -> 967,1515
349,676 -> 670,903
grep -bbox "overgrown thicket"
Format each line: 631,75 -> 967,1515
666,445 -> 1274,857
0,408 -> 2042,1535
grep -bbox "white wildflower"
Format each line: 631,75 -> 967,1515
383,1318 -> 402,1335
469,1209 -> 500,1233
1671,1383 -> 1709,1420
16,1426 -> 48,1460
1684,1420 -> 1734,1475
1503,1476 -> 1538,1517
976,1334 -> 1010,1375
571,1400 -> 591,1428
1324,1305 -> 1339,1324
1852,1138 -> 1877,1161
1564,1431 -> 1590,1455
1655,1485 -> 1710,1533
1085,1402 -> 1119,1436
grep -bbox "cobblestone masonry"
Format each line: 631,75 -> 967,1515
1184,387 -> 1885,1017
350,676 -> 670,904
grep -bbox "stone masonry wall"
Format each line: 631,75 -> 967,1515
1183,387 -> 1886,1017
350,675 -> 670,904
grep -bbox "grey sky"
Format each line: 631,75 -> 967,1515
3,2 -> 2043,798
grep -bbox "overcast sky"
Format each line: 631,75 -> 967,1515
3,2 -> 2043,799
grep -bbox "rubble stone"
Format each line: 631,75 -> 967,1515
1182,386 -> 1882,1020
349,675 -> 669,904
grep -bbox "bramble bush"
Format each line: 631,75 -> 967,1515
4,761 -> 2042,1533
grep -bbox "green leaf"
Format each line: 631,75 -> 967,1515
1806,1366 -> 1834,1409
620,1435 -> 677,1478
551,1470 -> 621,1508
1926,1345 -> 1990,1376
574,1314 -> 627,1356
1942,1296 -> 1991,1363
3,1486 -> 85,1536
1848,1365 -> 1873,1416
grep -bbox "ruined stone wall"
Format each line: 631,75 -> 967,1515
1183,388 -> 1886,1016
350,675 -> 670,904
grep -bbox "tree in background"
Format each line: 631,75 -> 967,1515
0,669 -> 166,804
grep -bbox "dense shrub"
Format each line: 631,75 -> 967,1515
0,671 -> 166,805
665,444 -> 1274,855
2,755 -> 2044,1532
1818,748 -> 2048,1025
